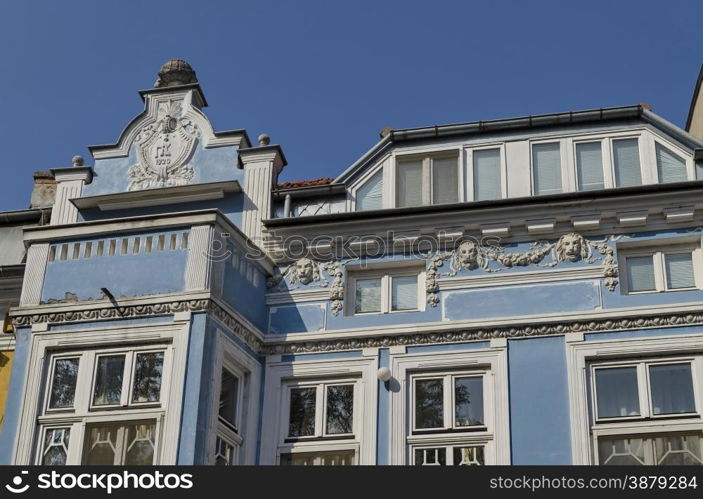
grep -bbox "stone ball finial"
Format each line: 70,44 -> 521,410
258,133 -> 271,146
154,58 -> 198,88
72,155 -> 85,167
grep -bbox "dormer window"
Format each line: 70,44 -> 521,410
396,153 -> 459,207
612,138 -> 642,187
655,143 -> 688,183
355,170 -> 383,211
531,142 -> 562,195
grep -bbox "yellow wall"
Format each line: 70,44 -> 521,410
0,350 -> 14,431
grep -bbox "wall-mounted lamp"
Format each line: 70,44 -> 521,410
377,366 -> 392,382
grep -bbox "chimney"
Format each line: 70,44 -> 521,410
30,171 -> 56,209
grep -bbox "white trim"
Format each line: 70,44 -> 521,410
438,265 -> 604,291
19,244 -> 49,307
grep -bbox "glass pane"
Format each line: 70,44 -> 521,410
49,358 -> 79,409
280,450 -> 355,465
626,256 -> 656,292
595,367 -> 640,418
414,448 -> 446,466
576,142 -> 604,191
215,437 -> 234,465
93,355 -> 125,406
42,428 -> 70,465
453,446 -> 484,465
83,421 -> 156,465
655,433 -> 703,465
613,138 -> 642,187
665,253 -> 695,290
649,363 -> 696,415
288,387 -> 317,437
325,385 -> 354,434
355,278 -> 382,313
124,422 -> 156,465
473,148 -> 501,201
219,370 -> 239,428
415,378 -> 444,429
656,144 -> 688,183
356,170 -> 383,211
391,276 -> 417,311
598,437 -> 646,465
454,377 -> 484,426
132,352 -> 163,403
83,423 -> 120,465
397,159 -> 423,207
432,157 -> 458,204
532,143 -> 562,195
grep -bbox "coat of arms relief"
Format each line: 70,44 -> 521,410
127,99 -> 200,191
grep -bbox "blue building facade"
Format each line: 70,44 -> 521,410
2,59 -> 703,465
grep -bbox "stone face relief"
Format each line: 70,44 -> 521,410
127,99 -> 199,191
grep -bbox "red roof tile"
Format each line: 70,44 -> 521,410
276,177 -> 334,189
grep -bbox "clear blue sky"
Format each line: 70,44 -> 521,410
1,0 -> 702,211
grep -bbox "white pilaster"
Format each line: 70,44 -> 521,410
184,225 -> 214,291
240,146 -> 285,245
49,167 -> 93,225
19,243 -> 50,306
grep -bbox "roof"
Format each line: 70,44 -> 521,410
686,63 -> 703,131
276,177 -> 334,189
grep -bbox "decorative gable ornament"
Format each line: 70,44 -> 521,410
128,99 -> 200,191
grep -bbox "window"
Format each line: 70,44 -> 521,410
214,367 -> 245,465
532,142 -> 562,195
36,345 -> 169,465
622,245 -> 699,294
396,154 -> 459,207
280,450 -> 355,465
612,138 -> 641,187
472,148 -> 502,201
349,268 -> 422,315
590,357 -> 703,465
575,141 -> 604,191
656,143 -> 688,183
355,169 -> 383,211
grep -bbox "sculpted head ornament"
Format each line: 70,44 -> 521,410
556,233 -> 590,263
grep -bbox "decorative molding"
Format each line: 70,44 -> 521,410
437,265 -> 605,291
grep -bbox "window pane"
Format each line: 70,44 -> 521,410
356,170 -> 383,211
49,358 -> 79,409
397,159 -> 423,207
215,437 -> 235,465
124,422 -> 156,465
576,142 -> 604,191
626,256 -> 656,292
598,437 -> 646,465
42,428 -> 70,465
454,377 -> 484,426
325,385 -> 354,434
219,370 -> 239,428
595,367 -> 640,418
281,450 -> 355,465
649,363 -> 696,415
415,378 -> 444,429
613,138 -> 642,187
414,447 -> 446,466
355,278 -> 382,313
288,387 -> 316,437
93,355 -> 125,406
432,157 -> 458,204
82,421 -> 156,465
473,148 -> 501,201
132,352 -> 163,403
83,423 -> 119,465
654,433 -> 703,465
453,446 -> 484,465
532,143 -> 562,195
391,275 -> 417,311
656,144 -> 687,183
665,253 -> 695,290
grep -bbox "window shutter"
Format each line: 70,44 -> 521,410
626,256 -> 656,292
432,157 -> 459,204
612,139 -> 642,187
665,253 -> 695,289
656,144 -> 687,183
397,160 -> 423,207
356,170 -> 383,211
575,142 -> 604,191
473,149 -> 501,201
532,143 -> 562,195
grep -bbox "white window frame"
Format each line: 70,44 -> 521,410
349,160 -> 388,212
464,143 -> 507,202
393,150 -> 462,207
13,317 -> 191,465
529,139 -> 568,196
572,138 -> 610,191
618,240 -> 702,295
260,354 -> 377,465
346,265 -> 426,316
566,332 -> 703,465
390,341 -> 510,465
652,138 -> 696,183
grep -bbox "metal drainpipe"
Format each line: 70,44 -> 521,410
283,194 -> 292,218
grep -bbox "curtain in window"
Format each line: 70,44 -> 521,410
432,157 -> 458,204
532,143 -> 562,195
656,144 -> 687,183
649,364 -> 696,415
613,139 -> 642,187
575,142 -> 604,191
356,170 -> 383,211
397,160 -> 423,207
473,149 -> 501,200
664,253 -> 695,289
595,367 -> 640,418
626,256 -> 656,292
391,276 -> 417,311
697,161 -> 703,180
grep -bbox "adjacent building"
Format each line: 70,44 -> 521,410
1,59 -> 703,465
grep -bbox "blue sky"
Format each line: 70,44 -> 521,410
0,0 -> 701,211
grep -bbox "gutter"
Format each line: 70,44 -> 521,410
0,208 -> 48,225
